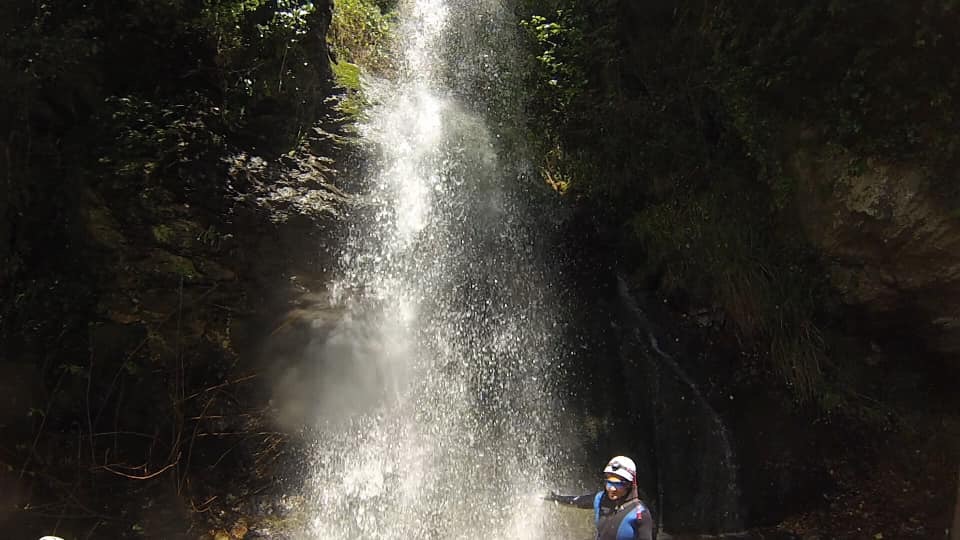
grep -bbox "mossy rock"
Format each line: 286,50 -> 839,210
151,219 -> 207,252
331,60 -> 370,121
142,248 -> 201,281
332,60 -> 361,91
151,224 -> 176,245
81,190 -> 127,249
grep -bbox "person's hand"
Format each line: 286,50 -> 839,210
540,491 -> 560,502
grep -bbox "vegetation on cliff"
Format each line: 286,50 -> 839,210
0,1 -> 367,537
517,0 -> 960,535
518,0 -> 959,404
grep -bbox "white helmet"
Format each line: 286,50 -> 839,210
603,455 -> 637,482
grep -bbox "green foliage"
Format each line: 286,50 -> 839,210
630,183 -> 829,399
519,10 -> 587,122
103,96 -> 228,177
518,6 -> 597,195
325,0 -> 398,123
702,0 -> 960,178
0,0 -> 335,161
328,0 -> 396,71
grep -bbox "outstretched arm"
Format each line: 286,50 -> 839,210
542,492 -> 596,509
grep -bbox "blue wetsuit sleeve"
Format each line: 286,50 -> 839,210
632,506 -> 654,540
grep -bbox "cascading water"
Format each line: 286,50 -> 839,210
304,1 -> 582,538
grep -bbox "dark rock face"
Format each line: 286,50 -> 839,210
614,281 -> 744,534
559,256 -> 749,534
560,225 -> 955,537
0,1 -> 353,537
792,146 -> 960,356
0,138 -> 349,538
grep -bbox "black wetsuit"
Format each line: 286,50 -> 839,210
550,488 -> 655,540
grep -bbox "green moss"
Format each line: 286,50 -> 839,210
331,61 -> 370,121
151,224 -> 175,245
328,0 -> 397,71
331,60 -> 371,121
332,60 -> 362,91
326,0 -> 398,122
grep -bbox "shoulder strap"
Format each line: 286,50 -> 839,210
636,501 -> 648,521
593,492 -> 604,525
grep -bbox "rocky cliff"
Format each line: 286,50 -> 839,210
0,2 -> 356,537
793,144 -> 960,356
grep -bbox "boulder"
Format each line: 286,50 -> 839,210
791,146 -> 960,354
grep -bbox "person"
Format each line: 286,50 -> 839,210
544,455 -> 655,540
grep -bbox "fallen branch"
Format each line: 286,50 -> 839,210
95,455 -> 180,480
180,396 -> 216,495
178,373 -> 260,404
190,495 -> 219,513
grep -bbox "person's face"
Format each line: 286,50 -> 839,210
604,476 -> 630,500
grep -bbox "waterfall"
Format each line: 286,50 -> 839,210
304,1 -> 578,538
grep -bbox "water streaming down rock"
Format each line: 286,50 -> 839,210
305,1 -> 579,538
614,277 -> 744,534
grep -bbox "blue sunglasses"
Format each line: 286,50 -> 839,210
605,480 -> 629,490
